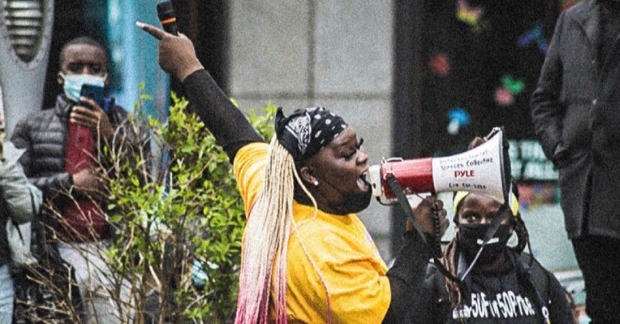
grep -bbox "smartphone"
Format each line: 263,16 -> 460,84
80,84 -> 105,110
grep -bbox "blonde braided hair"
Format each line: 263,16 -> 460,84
234,136 -> 331,324
234,137 -> 294,324
236,106 -> 347,324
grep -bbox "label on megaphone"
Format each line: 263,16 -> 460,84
431,131 -> 506,204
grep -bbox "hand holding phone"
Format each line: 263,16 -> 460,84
72,84 -> 115,139
80,84 -> 105,111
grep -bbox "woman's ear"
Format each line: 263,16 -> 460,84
299,165 -> 317,185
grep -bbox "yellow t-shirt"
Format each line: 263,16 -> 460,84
234,143 -> 391,324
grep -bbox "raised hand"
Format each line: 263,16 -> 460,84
136,21 -> 204,81
70,97 -> 114,139
407,195 -> 449,238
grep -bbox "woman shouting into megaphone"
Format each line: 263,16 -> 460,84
137,22 -> 449,324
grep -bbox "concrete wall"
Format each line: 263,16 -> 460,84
229,0 -> 395,260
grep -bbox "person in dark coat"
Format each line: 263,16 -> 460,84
530,1 -> 620,323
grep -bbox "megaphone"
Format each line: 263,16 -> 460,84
368,127 -> 511,205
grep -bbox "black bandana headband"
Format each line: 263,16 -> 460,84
275,107 -> 348,162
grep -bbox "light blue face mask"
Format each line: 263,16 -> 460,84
59,73 -> 106,103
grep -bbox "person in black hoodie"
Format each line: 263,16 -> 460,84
412,140 -> 573,324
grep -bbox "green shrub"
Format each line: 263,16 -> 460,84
104,89 -> 276,323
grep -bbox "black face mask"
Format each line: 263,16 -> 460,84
317,176 -> 373,215
457,224 -> 512,266
331,188 -> 373,215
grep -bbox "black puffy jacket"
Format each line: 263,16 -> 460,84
11,94 -> 128,209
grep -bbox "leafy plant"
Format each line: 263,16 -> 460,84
102,90 -> 276,323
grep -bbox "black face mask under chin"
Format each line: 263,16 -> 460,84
315,176 -> 372,215
457,224 -> 512,266
329,188 -> 373,215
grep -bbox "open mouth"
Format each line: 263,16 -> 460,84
358,172 -> 370,191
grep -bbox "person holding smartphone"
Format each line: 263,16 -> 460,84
11,36 -> 131,323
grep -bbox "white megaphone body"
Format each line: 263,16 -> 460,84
368,127 -> 511,205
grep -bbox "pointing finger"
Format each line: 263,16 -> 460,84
136,21 -> 165,40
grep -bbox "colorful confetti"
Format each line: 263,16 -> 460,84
447,107 -> 471,135
502,75 -> 525,95
517,21 -> 548,54
495,87 -> 515,106
456,0 -> 486,33
494,74 -> 525,106
429,53 -> 450,77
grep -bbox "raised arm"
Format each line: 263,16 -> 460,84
137,22 -> 263,161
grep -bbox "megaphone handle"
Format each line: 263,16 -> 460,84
385,174 -> 438,255
385,174 -> 460,283
432,208 -> 441,241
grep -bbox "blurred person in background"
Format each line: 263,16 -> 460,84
531,1 -> 620,322
0,110 -> 42,323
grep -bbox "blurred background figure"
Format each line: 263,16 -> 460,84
531,1 -> 620,323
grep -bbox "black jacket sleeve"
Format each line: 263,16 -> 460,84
382,231 -> 432,324
182,69 -> 264,162
11,119 -> 73,203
